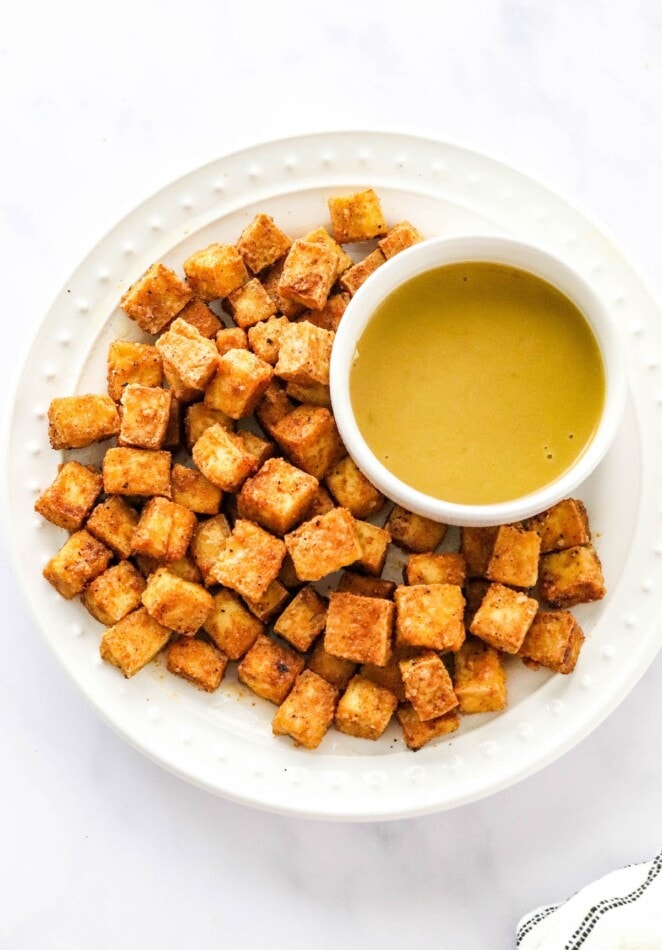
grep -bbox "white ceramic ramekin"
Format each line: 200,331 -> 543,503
330,235 -> 627,527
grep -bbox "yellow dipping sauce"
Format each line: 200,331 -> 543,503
350,262 -> 605,505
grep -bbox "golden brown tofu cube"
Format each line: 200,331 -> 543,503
238,633 -> 305,704
163,557 -> 203,584
470,583 -> 538,653
81,560 -> 146,626
189,513 -> 231,585
236,213 -> 292,274
352,521 -> 391,577
453,637 -> 508,714
255,379 -> 295,438
176,297 -> 222,338
183,243 -> 249,301
100,606 -> 171,677
461,526 -> 499,578
324,592 -> 394,666
298,292 -> 350,333
166,637 -> 228,692
518,610 -> 585,674
279,552 -> 303,589
303,227 -> 353,276
272,405 -> 346,480
386,505 -> 447,553
247,315 -> 290,365
236,429 -> 275,467
378,220 -> 423,259
162,393 -> 181,449
85,497 -> 138,559
324,456 -> 385,519
395,584 -> 465,652
337,572 -> 396,599
307,639 -> 356,690
107,339 -> 163,402
225,277 -> 278,329
399,651 -> 458,721
285,507 -> 362,582
397,704 -> 460,750
273,670 -> 338,749
216,326 -> 249,356
304,485 -> 336,519
360,652 -> 407,702
285,380 -> 331,408
237,457 -> 319,536
191,423 -> 258,491
274,321 -> 334,386
527,498 -> 592,553
120,262 -> 193,334
102,447 -> 171,498
464,578 -> 492,625
170,463 -> 222,515
184,402 -> 233,451
142,567 -> 213,636
539,545 -> 606,608
203,587 -> 264,659
273,585 -> 328,652
118,384 -> 171,450
205,349 -> 273,420
48,394 -> 120,450
162,357 -> 200,403
243,580 -> 290,623
43,530 -> 112,599
486,525 -> 541,588
328,189 -> 388,244
156,318 -> 219,391
339,249 -> 386,296
405,552 -> 467,587
35,461 -> 103,532
260,257 -> 306,318
209,518 -> 286,602
277,240 -> 337,311
131,497 -> 197,563
335,674 -> 397,740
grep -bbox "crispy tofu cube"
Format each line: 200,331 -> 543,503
107,340 -> 163,402
102,447 -> 171,498
304,485 -> 335,519
225,277 -> 278,329
378,220 -> 423,259
203,587 -> 263,659
337,572 -> 396,599
189,514 -> 231,584
395,584 -> 465,652
324,592 -> 394,666
518,610 -> 585,674
142,567 -> 213,636
183,243 -> 249,301
205,349 -> 273,419
120,262 -> 192,334
334,674 -> 397,740
399,651 -> 459,721
279,552 -> 303,589
273,585 -> 328,652
176,297 -> 222,338
43,530 -> 112,599
86,497 -> 139,559
303,227 -> 353,276
486,525 -> 541,588
405,552 -> 467,587
352,520 -> 391,577
247,315 -> 290,365
360,652 -> 407,702
162,393 -> 181,449
184,402 -> 233,451
470,583 -> 538,653
396,704 -> 460,751
156,318 -> 219,390
324,456 -> 385,519
307,639 -> 356,690
81,561 -> 146,626
236,213 -> 292,274
236,429 -> 275,466
272,405 -> 346,480
272,670 -> 338,749
209,519 -> 286,602
274,321 -> 334,386
386,505 -> 447,553
260,257 -> 305,318
285,380 -> 331,408
299,292 -> 349,333
163,557 -> 203,584
464,578 -> 491,625
170,463 -> 222,515
118,384 -> 171,449
216,326 -> 249,356
162,357 -> 200,402
285,507 -> 362,582
255,380 -> 295,438
35,461 -> 103,532
539,545 -> 606,607
453,637 -> 508,714
48,394 -> 120,450
131,497 -> 197,562
242,580 -> 290,623
460,526 -> 499,578
527,498 -> 592,553
237,457 -> 319,536
166,637 -> 227,692
277,240 -> 337,311
238,633 -> 305,704
100,606 -> 171,677
328,189 -> 388,244
191,423 -> 258,491
339,249 -> 386,296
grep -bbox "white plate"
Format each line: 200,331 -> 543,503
5,132 -> 662,821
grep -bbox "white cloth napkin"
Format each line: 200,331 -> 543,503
517,850 -> 662,949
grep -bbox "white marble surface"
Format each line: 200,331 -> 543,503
2,2 -> 662,947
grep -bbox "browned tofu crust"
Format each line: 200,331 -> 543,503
272,405 -> 346,481
405,552 -> 467,587
274,321 -> 334,386
277,240 -> 337,311
324,592 -> 394,666
339,248 -> 386,296
183,243 -> 249,301
170,463 -> 222,515
210,519 -> 287,602
237,457 -> 319,536
386,505 -> 447,553
395,584 -> 466,652
526,498 -> 591,553
191,423 -> 258,492
519,610 -> 585,673
131,496 -> 197,563
86,496 -> 139,559
302,227 -> 353,276
118,384 -> 172,450
352,521 -> 391,577
81,560 -> 146,627
216,326 -> 249,356
486,525 -> 541,588
141,567 -> 214,636
298,292 -> 350,332
35,461 -> 103,532
273,585 -> 328,652
238,633 -> 305,704
107,339 -> 163,402
334,674 -> 398,740
272,670 -> 338,749
247,315 -> 290,365
103,447 -> 172,498
226,278 -> 279,330
453,637 -> 508,714
236,213 -> 292,274
156,318 -> 219,391
539,545 -> 606,608
43,530 -> 113,599
378,221 -> 423,259
307,639 -> 356,690
324,456 -> 385,519
327,189 -> 388,244
100,606 -> 171,678
176,298 -> 222,339
242,580 -> 290,623
337,571 -> 396,600
48,394 -> 120,449
166,637 -> 228,692
203,588 -> 264,660
284,507 -> 362,582
120,262 -> 193,334
470,582 -> 538,653
396,704 -> 460,751
399,651 -> 459,721
189,513 -> 231,585
460,526 -> 499,578
205,349 -> 274,420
